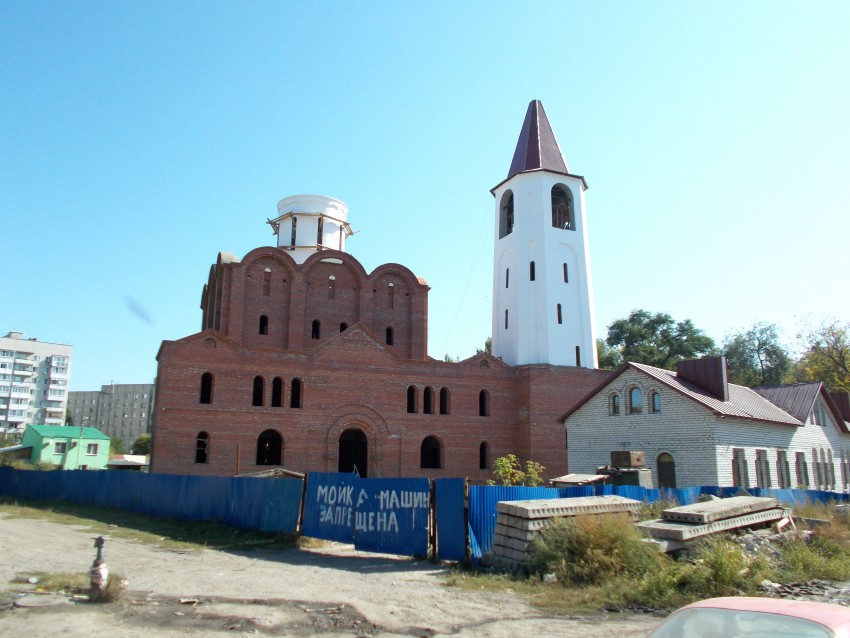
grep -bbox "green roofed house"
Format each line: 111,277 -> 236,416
20,424 -> 110,470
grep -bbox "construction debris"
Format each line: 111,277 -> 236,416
637,496 -> 792,548
490,495 -> 642,568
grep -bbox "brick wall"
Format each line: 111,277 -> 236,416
566,367 -> 850,490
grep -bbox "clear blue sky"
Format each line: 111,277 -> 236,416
2,1 -> 848,391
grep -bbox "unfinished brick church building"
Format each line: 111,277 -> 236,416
151,101 -> 610,480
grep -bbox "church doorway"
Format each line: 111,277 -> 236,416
338,428 -> 368,477
657,452 -> 677,489
256,429 -> 283,466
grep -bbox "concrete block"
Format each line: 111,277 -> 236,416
637,508 -> 785,541
662,496 -> 780,524
496,495 -> 641,519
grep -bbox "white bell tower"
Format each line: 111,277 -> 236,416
490,100 -> 598,368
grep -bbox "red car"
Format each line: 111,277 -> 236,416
648,596 -> 850,638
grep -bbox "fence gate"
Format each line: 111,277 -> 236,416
301,472 -> 430,556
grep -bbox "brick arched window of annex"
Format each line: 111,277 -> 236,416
610,393 -> 620,416
259,315 -> 269,335
499,190 -> 514,239
340,322 -> 348,332
311,320 -> 321,340
439,387 -> 450,415
339,428 -> 368,477
199,373 -> 213,404
407,386 -> 418,413
420,436 -> 442,469
195,431 -> 209,464
386,326 -> 394,345
290,378 -> 303,409
423,387 -> 435,414
628,387 -> 642,414
256,429 -> 283,466
551,184 -> 575,230
252,376 -> 265,407
479,442 -> 489,470
657,452 -> 676,489
479,390 -> 490,417
271,377 -> 283,408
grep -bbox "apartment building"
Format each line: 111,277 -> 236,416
0,331 -> 72,433
67,383 -> 155,451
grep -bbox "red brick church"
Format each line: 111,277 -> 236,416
150,101 -> 610,480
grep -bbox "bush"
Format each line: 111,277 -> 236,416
529,513 -> 661,585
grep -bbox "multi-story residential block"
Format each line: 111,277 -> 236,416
0,331 -> 72,433
67,383 -> 155,451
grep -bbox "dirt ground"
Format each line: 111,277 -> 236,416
0,514 -> 664,637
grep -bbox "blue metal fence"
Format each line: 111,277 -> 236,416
301,472 -> 431,556
434,478 -> 466,561
0,467 -> 303,533
4,466 -> 849,563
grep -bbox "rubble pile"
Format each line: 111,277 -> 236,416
489,495 -> 642,569
636,496 -> 791,553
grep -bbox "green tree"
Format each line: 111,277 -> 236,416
795,319 -> 850,392
110,438 -> 126,455
65,410 -> 74,426
488,454 -> 546,486
476,337 -> 493,355
131,433 -> 152,455
722,322 -> 792,387
596,338 -> 623,369
605,309 -> 716,370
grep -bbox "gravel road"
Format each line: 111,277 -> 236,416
0,514 -> 663,637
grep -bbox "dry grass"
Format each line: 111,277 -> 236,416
0,498 -> 299,552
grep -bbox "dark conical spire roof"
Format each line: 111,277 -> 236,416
507,100 -> 569,179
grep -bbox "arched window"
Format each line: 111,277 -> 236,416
252,376 -> 265,407
199,373 -> 213,404
316,215 -> 324,245
479,442 -> 490,470
340,322 -> 348,332
651,392 -> 661,413
629,387 -> 642,414
256,429 -> 283,466
195,431 -> 209,464
386,326 -> 394,345
420,436 -> 442,469
388,282 -> 395,309
657,452 -> 676,488
610,393 -> 620,416
407,385 -> 418,413
311,320 -> 321,339
563,263 -> 569,283
328,276 -> 336,299
271,377 -> 283,408
529,261 -> 536,281
479,359 -> 489,368
259,315 -> 269,335
575,346 -> 581,367
479,390 -> 490,417
290,217 -> 297,247
439,387 -> 450,415
504,309 -> 509,330
551,185 -> 574,230
505,268 -> 509,288
290,378 -> 303,408
557,304 -> 563,324
423,387 -> 434,414
263,268 -> 271,296
499,190 -> 514,239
